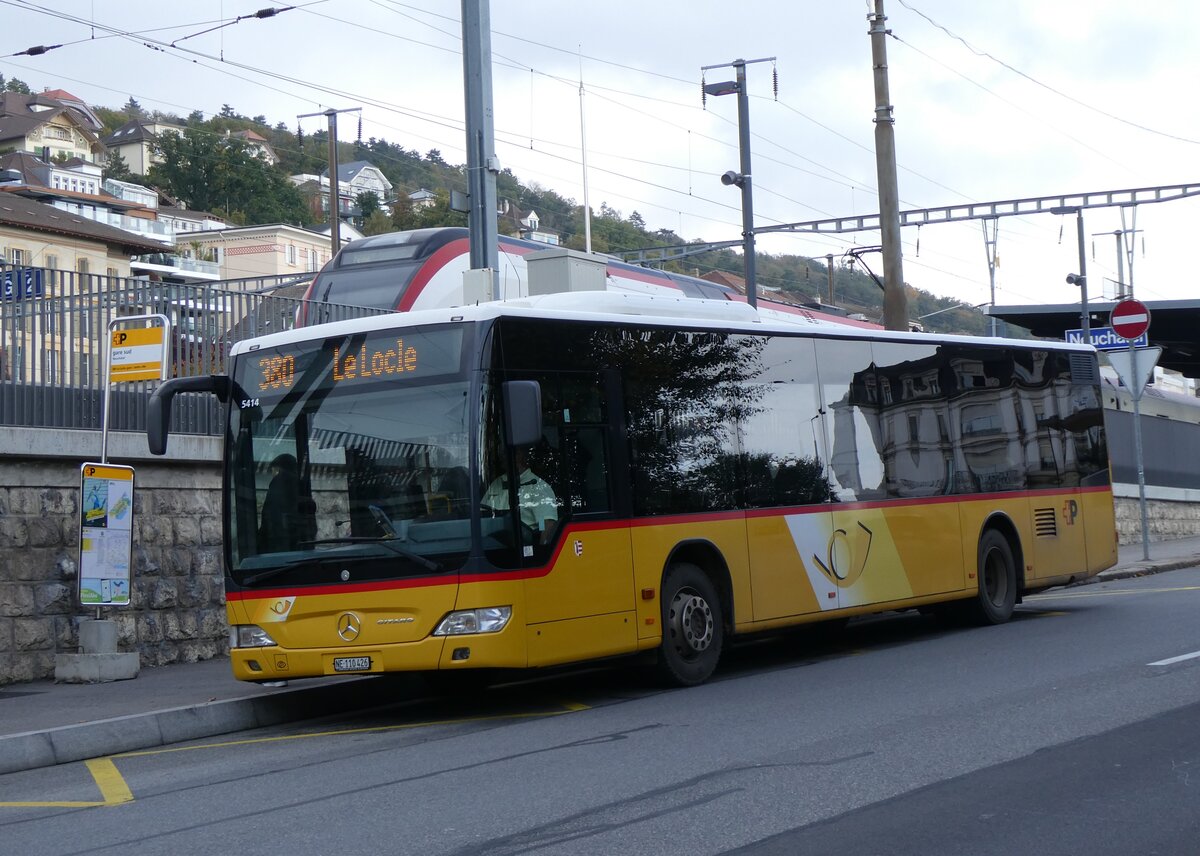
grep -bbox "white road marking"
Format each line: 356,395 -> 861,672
1147,650 -> 1200,667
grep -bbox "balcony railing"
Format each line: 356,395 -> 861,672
52,202 -> 173,241
131,254 -> 220,277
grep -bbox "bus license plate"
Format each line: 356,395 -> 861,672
333,656 -> 371,672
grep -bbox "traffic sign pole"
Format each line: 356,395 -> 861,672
1131,344 -> 1150,561
1109,298 -> 1153,561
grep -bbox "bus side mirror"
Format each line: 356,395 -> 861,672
147,375 -> 231,455
502,380 -> 542,447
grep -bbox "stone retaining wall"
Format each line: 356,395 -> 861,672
2,425 -> 1197,685
1,429 -> 225,686
1115,495 -> 1200,544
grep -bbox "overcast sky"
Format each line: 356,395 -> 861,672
4,0 -> 1198,314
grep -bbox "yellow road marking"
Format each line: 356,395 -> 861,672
115,701 -> 589,759
1032,584 -> 1200,601
2,701 -> 587,809
0,758 -> 133,808
86,758 -> 133,804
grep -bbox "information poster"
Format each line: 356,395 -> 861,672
78,463 -> 135,606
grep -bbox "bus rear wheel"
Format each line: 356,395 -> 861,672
969,529 -> 1017,625
656,562 -> 723,687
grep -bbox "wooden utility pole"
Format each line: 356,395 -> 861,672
298,106 -> 361,257
869,0 -> 908,331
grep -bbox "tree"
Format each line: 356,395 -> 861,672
355,190 -> 380,222
93,106 -> 127,135
148,128 -> 310,225
4,77 -> 32,94
219,104 -> 237,119
629,211 -> 646,229
103,150 -> 133,182
362,210 -> 392,236
391,189 -> 464,231
122,97 -> 145,119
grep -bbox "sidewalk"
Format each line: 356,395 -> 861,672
3,535 -> 1199,776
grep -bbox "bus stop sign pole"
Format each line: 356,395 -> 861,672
90,314 -> 170,621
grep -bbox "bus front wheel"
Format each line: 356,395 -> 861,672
656,562 -> 723,687
970,529 -> 1017,625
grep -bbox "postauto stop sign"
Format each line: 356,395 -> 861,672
1110,299 -> 1151,341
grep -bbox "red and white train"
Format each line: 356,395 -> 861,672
297,227 -> 878,330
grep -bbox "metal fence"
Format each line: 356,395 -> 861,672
0,267 -> 391,435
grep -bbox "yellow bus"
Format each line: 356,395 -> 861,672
147,291 -> 1116,687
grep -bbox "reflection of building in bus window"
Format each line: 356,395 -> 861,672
259,454 -> 299,551
483,447 -> 558,540
347,448 -> 392,535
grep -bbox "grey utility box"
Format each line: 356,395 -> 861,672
526,247 -> 608,295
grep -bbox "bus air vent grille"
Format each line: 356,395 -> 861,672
1069,353 -> 1099,384
1034,507 -> 1058,537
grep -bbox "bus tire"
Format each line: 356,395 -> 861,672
656,562 -> 724,687
970,529 -> 1017,625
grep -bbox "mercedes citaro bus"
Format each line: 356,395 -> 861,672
147,290 -> 1116,687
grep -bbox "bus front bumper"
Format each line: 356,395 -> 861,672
230,631 -> 527,682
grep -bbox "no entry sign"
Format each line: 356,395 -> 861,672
1110,299 -> 1151,341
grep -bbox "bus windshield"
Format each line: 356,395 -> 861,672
226,324 -> 473,586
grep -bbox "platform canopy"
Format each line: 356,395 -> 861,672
986,299 -> 1200,379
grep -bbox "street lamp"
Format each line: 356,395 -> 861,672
1065,273 -> 1090,343
1050,205 -> 1090,344
702,57 -> 774,309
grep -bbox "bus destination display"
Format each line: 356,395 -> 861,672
247,327 -> 463,398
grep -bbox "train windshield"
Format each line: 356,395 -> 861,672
225,323 -> 474,587
305,229 -> 455,315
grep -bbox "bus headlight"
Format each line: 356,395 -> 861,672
433,606 -> 512,636
230,625 -> 278,648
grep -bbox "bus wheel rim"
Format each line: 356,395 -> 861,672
671,589 -> 714,655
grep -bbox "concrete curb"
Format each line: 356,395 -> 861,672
0,675 -> 381,776
1090,557 -> 1200,584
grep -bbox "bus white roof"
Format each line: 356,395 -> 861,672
231,291 -> 1095,356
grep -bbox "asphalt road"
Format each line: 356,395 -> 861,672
3,567 -> 1198,856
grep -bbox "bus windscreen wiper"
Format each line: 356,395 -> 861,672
240,557 -> 318,587
297,536 -> 442,572
241,541 -> 441,587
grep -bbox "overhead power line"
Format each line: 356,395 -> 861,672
897,0 -> 1200,146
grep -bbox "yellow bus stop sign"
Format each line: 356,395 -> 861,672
109,326 -> 167,382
